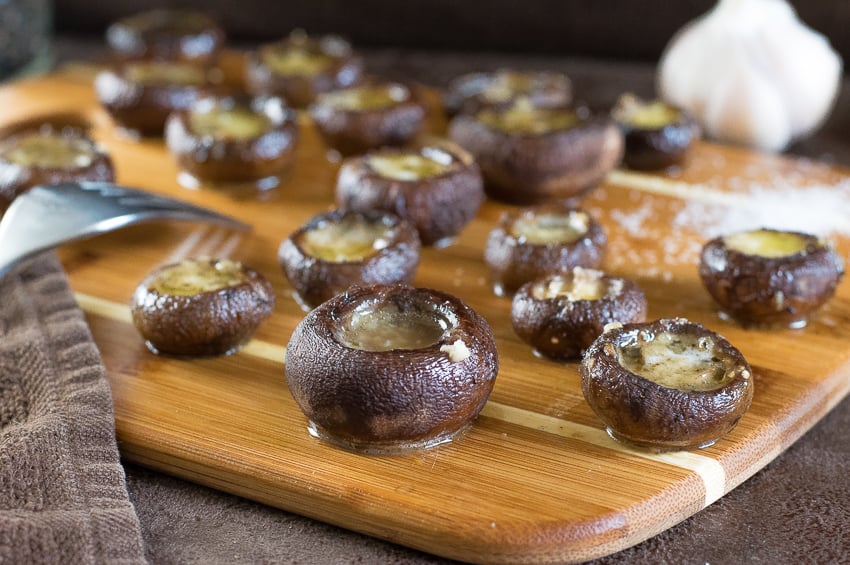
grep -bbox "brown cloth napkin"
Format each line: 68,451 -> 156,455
0,253 -> 146,565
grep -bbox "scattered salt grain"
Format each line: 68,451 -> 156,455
674,180 -> 850,240
603,172 -> 850,273
610,205 -> 655,237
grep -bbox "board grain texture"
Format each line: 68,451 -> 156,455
2,58 -> 850,564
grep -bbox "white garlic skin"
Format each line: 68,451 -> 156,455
658,0 -> 842,152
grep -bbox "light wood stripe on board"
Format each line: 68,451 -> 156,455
607,169 -> 749,206
75,291 -> 727,507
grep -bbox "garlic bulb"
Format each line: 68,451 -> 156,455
658,0 -> 842,152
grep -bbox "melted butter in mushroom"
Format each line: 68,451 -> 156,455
300,215 -> 396,262
510,210 -> 589,244
151,259 -> 247,296
189,106 -> 272,140
124,61 -> 206,85
320,85 -> 406,111
533,268 -> 622,302
1,133 -> 96,168
478,101 -> 578,135
615,95 -> 681,129
617,331 -> 733,392
336,301 -> 449,352
263,47 -> 334,76
723,229 -> 809,258
368,149 -> 452,181
481,73 -> 536,103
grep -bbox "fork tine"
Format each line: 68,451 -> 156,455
0,181 -> 251,279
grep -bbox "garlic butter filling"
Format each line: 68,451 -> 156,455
320,85 -> 407,111
335,302 -> 450,352
300,216 -> 395,263
189,107 -> 272,140
264,48 -> 334,76
479,102 -> 578,135
151,259 -> 246,296
510,211 -> 589,244
723,229 -> 809,258
624,102 -> 679,129
368,152 -> 451,181
617,331 -> 734,392
1,134 -> 96,168
125,61 -> 206,85
532,268 -> 623,302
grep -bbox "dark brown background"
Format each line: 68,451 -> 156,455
56,0 -> 850,62
53,0 -> 850,165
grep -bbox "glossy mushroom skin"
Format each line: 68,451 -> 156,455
95,61 -> 210,136
335,140 -> 484,246
285,284 -> 499,453
448,107 -> 623,204
105,10 -> 225,66
580,318 -> 754,451
245,33 -> 363,109
165,94 -> 299,186
278,210 -> 421,311
699,229 -> 845,328
443,69 -> 572,117
131,258 -> 275,357
612,94 -> 699,171
309,83 -> 426,156
484,205 -> 607,296
512,269 -> 647,360
0,127 -> 115,209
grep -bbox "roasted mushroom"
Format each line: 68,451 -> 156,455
580,318 -> 754,451
95,60 -> 210,137
165,93 -> 298,189
443,69 -> 572,117
285,284 -> 499,453
448,100 -> 623,204
246,31 -> 363,108
699,228 -> 845,328
512,268 -> 647,360
309,82 -> 426,156
335,139 -> 484,246
484,204 -> 606,296
0,126 -> 114,209
612,93 -> 699,170
105,9 -> 225,66
278,209 -> 421,311
131,258 -> 275,357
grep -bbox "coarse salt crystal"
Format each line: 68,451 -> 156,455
674,180 -> 850,240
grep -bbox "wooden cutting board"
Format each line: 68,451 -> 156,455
3,62 -> 850,564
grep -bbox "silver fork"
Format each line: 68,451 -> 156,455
0,181 -> 251,278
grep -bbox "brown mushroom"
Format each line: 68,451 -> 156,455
580,318 -> 754,451
278,209 -> 421,311
699,228 -> 845,328
131,258 -> 275,357
484,204 -> 607,296
246,31 -> 363,109
612,93 -> 699,171
285,284 -> 499,453
165,93 -> 298,190
443,69 -> 572,117
105,9 -> 225,66
309,82 -> 426,156
0,126 -> 114,210
95,60 -> 211,137
512,268 -> 647,360
448,100 -> 623,204
335,139 -> 484,246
